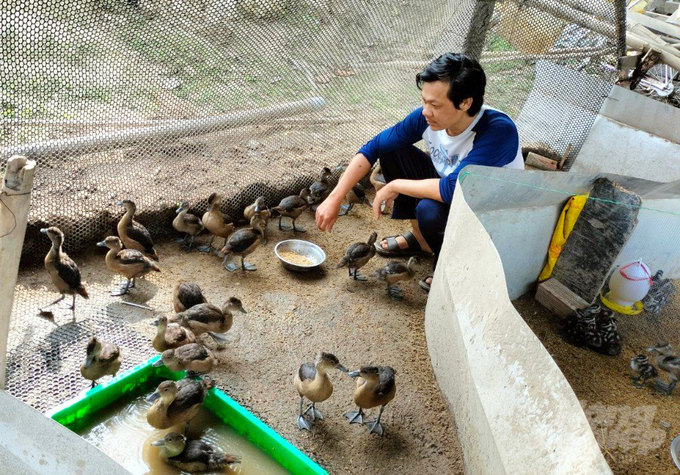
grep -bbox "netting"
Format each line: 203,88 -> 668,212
1,0 -> 622,263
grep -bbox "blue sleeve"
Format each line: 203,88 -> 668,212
357,107 -> 428,165
438,115 -> 519,204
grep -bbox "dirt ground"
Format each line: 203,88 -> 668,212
514,283 -> 680,475
9,197 -> 464,475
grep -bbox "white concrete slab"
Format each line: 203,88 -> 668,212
0,389 -> 130,475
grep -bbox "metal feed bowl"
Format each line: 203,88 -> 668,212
274,239 -> 326,272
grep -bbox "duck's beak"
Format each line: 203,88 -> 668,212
253,205 -> 260,213
240,307 -> 247,314
146,391 -> 160,403
150,439 -> 166,447
333,165 -> 345,172
116,201 -> 123,206
96,241 -> 107,247
645,347 -> 657,352
151,319 -> 160,326
347,370 -> 360,378
337,364 -> 348,373
84,354 -> 94,369
152,359 -> 165,367
40,228 -> 49,235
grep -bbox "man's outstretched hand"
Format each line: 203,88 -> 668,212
315,195 -> 342,232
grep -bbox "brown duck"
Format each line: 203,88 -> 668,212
116,199 -> 159,260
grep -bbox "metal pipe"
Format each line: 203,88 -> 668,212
1,97 -> 325,160
0,156 -> 36,389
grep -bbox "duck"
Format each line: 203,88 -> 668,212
337,232 -> 378,281
151,432 -> 241,473
642,270 -> 675,316
146,373 -> 212,430
154,343 -> 217,373
173,202 -> 203,250
647,343 -> 680,394
630,354 -> 658,389
307,167 -> 332,209
152,315 -> 196,352
340,183 -> 371,216
116,200 -> 159,261
40,227 -> 88,319
293,352 -> 347,430
199,193 -> 234,254
80,337 -> 122,388
374,256 -> 417,300
97,236 -> 161,296
562,305 -> 622,356
173,297 -> 247,343
173,282 -> 208,313
218,215 -> 266,272
272,188 -> 310,232
345,365 -> 396,436
244,196 -> 271,244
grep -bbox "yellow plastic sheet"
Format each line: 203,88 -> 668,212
538,193 -> 589,282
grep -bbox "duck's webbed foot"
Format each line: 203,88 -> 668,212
365,419 -> 384,436
344,408 -> 364,424
297,415 -> 313,431
353,269 -> 368,281
111,280 -> 131,296
242,260 -> 257,271
388,285 -> 403,300
304,403 -> 323,421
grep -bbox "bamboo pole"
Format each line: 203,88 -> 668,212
522,0 -> 617,38
0,97 -> 325,159
0,156 -> 36,389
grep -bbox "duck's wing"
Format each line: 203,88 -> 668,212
129,220 -> 155,252
169,380 -> 206,417
178,440 -> 216,465
227,229 -> 257,252
183,304 -> 224,324
352,183 -> 366,200
99,343 -> 121,363
183,213 -> 202,225
176,282 -> 207,309
376,366 -> 396,397
57,254 -> 83,290
116,249 -> 147,265
176,343 -> 210,361
347,242 -> 370,260
382,261 -> 408,275
298,363 -> 316,382
166,324 -> 192,344
280,195 -> 306,211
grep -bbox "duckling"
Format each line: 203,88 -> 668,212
173,282 -> 208,313
173,202 -> 203,250
562,304 -> 599,348
647,343 -> 680,394
154,343 -> 217,373
174,297 -> 246,343
116,200 -> 159,261
97,236 -> 161,296
244,196 -> 271,244
340,183 -> 372,216
307,167 -> 332,210
152,315 -> 196,352
293,352 -> 347,430
146,373 -> 212,430
374,256 -> 417,300
151,432 -> 241,473
630,354 -> 658,388
272,188 -> 310,232
80,337 -> 122,388
337,232 -> 378,281
563,305 -> 622,355
218,215 -> 266,272
198,193 -> 234,254
345,365 -> 396,436
643,270 -> 676,316
39,227 -> 88,319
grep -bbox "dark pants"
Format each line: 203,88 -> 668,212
379,145 -> 450,271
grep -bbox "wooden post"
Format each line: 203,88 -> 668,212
0,156 -> 36,389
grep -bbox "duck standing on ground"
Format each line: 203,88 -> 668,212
340,183 -> 371,216
40,227 -> 88,319
152,432 -> 241,473
199,193 -> 234,254
244,196 -> 272,244
345,365 -> 396,436
272,189 -> 310,232
337,232 -> 378,281
152,315 -> 196,352
80,337 -> 122,388
630,354 -> 658,388
97,236 -> 160,296
293,352 -> 347,430
374,256 -> 417,300
173,297 -> 246,344
154,343 -> 217,373
173,202 -> 203,250
647,343 -> 680,394
116,200 -> 159,261
218,215 -> 266,272
307,167 -> 332,210
173,282 -> 208,313
146,373 -> 212,430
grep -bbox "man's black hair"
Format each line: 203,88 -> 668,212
416,53 -> 486,116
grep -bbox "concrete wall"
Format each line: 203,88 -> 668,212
572,86 -> 680,182
425,182 -> 613,475
458,167 -> 680,299
0,390 -> 130,475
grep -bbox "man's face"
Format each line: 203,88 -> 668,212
421,80 -> 472,132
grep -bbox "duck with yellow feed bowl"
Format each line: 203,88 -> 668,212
275,239 -> 326,272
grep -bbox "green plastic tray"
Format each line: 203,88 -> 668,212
47,355 -> 328,475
